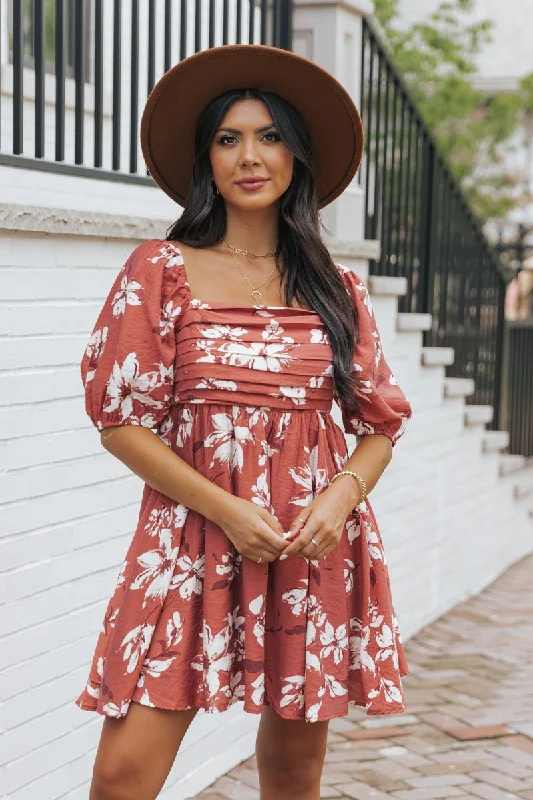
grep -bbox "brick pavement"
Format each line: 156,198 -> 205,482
193,554 -> 533,800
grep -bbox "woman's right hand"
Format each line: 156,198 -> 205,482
214,496 -> 289,563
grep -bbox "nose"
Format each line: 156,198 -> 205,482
240,135 -> 261,167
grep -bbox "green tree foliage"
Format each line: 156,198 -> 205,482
373,0 -> 533,222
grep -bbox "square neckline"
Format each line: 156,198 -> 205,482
171,242 -> 320,314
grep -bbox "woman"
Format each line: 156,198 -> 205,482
77,44 -> 412,800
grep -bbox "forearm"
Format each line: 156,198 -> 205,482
326,433 -> 392,510
100,426 -> 232,524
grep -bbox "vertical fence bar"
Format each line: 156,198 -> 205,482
378,68 -> 390,274
74,0 -> 85,165
260,0 -> 268,44
492,274 -> 506,430
385,80 -> 398,276
180,0 -> 187,59
236,0 -> 243,43
222,0 -> 229,44
112,0 -> 122,171
249,0 -> 256,42
12,0 -> 23,154
94,0 -> 104,167
148,0 -> 156,92
416,134 -> 435,315
209,0 -> 216,47
34,0 -> 45,158
55,0 -> 65,161
130,0 -> 139,173
164,0 -> 172,70
195,0 -> 203,51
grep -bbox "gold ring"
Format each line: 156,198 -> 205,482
311,538 -> 319,548
298,517 -> 305,523
257,556 -> 262,564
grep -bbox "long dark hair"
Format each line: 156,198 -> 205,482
166,88 -> 360,415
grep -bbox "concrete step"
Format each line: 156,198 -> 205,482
464,405 -> 494,427
397,312 -> 432,332
368,275 -> 407,297
444,377 -> 476,398
513,471 -> 533,500
482,430 -> 510,454
421,347 -> 455,367
499,454 -> 526,477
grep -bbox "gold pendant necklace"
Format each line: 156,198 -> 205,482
223,239 -> 277,259
223,244 -> 279,302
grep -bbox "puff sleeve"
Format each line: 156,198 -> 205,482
80,239 -> 185,432
337,265 -> 412,445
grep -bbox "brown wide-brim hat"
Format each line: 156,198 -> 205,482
140,44 -> 364,209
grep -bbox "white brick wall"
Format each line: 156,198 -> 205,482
1,170 -> 532,799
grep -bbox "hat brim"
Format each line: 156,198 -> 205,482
140,44 -> 364,209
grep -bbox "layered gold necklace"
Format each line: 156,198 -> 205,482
222,239 -> 279,302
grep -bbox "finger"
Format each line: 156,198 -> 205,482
312,541 -> 337,560
283,525 -> 319,556
257,522 -> 291,553
301,536 -> 325,559
286,513 -> 308,540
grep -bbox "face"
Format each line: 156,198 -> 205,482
208,97 -> 294,211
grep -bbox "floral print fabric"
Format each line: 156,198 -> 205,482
75,239 -> 412,722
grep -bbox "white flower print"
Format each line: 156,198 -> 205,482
323,673 -> 347,698
216,551 -> 242,582
104,352 -> 167,422
170,553 -> 205,599
166,611 -> 184,647
204,412 -> 254,472
280,675 -> 305,710
364,519 -> 384,562
149,243 -> 184,269
282,586 -> 308,616
251,470 -> 270,509
136,658 -> 173,688
191,621 -> 233,697
130,528 -> 179,606
368,676 -> 404,705
84,327 -> 108,382
144,505 -> 173,537
195,378 -> 238,393
200,324 -> 249,341
219,340 -> 295,372
249,595 -> 265,647
176,407 -> 194,447
251,673 -> 265,706
310,328 -> 328,344
344,558 -> 355,593
320,622 -> 348,665
306,702 -> 322,722
112,276 -> 142,317
289,445 -> 329,507
159,300 -> 182,337
347,517 -> 360,545
278,386 -> 307,405
102,700 -> 130,717
120,622 -> 155,674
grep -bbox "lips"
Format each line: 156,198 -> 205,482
236,177 -> 268,190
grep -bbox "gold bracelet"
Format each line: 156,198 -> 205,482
330,470 -> 368,507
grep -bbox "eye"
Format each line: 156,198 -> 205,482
262,131 -> 281,142
217,134 -> 237,145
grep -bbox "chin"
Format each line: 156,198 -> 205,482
225,190 -> 286,211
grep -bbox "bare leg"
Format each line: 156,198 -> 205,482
89,702 -> 198,800
255,706 -> 329,800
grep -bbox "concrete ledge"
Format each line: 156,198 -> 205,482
421,347 -> 455,367
397,313 -> 432,332
444,378 -> 476,398
326,237 -> 381,261
482,430 -> 510,454
499,454 -> 526,477
464,405 -> 494,426
0,202 -> 173,240
513,472 -> 533,501
368,275 -> 407,297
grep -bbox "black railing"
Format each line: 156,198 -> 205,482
0,0 -> 293,181
501,322 -> 533,458
360,18 -> 506,429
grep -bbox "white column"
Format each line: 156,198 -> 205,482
292,0 -> 373,243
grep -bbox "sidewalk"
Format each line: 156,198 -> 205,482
194,553 -> 533,800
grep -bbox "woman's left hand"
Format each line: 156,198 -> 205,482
282,482 -> 357,560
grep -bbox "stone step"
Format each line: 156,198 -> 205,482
421,347 -> 455,367
482,430 -> 510,454
499,454 -> 526,477
397,312 -> 432,332
464,405 -> 494,427
368,275 -> 407,297
444,377 -> 476,398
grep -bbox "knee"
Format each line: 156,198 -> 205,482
258,745 -> 323,795
90,754 -> 143,800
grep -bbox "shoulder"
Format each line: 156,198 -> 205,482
116,239 -> 187,306
124,239 -> 184,275
333,262 -> 369,300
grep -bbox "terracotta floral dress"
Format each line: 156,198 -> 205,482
75,239 -> 412,723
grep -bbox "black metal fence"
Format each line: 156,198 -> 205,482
501,322 -> 533,458
360,18 -> 506,429
0,0 -> 293,180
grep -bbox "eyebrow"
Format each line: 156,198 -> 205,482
216,123 -> 277,135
